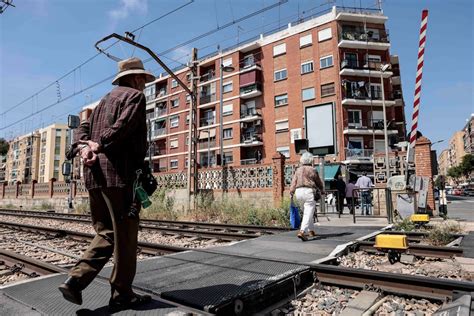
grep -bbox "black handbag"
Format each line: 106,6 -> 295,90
138,162 -> 158,196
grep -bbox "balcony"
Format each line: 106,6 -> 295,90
241,132 -> 263,146
344,148 -> 374,161
200,70 -> 216,83
152,129 -> 167,138
391,75 -> 401,85
147,146 -> 166,157
146,112 -> 156,120
198,139 -> 216,150
239,56 -> 261,73
335,6 -> 387,24
240,158 -> 258,165
343,119 -> 399,136
339,59 -> 393,78
199,93 -> 216,105
240,108 -> 261,120
200,117 -> 216,127
339,28 -> 390,50
240,83 -> 262,99
342,83 -> 396,107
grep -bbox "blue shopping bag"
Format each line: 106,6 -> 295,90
290,198 -> 301,229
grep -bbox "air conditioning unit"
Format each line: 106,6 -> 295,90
255,120 -> 262,126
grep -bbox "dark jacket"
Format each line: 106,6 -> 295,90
67,85 -> 148,190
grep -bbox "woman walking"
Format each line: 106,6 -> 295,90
290,152 -> 325,241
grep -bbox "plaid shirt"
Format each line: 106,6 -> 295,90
70,85 -> 148,190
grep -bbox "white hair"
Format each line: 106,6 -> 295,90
300,152 -> 314,166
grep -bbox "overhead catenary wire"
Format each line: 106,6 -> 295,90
2,0 -> 291,134
0,0 -> 194,117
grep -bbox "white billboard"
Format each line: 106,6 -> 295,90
305,103 -> 336,155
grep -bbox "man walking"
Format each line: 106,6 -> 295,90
355,172 -> 373,215
334,175 -> 346,214
59,57 -> 154,312
345,179 -> 356,214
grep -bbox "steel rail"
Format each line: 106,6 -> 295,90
0,209 -> 290,235
0,249 -> 66,276
312,264 -> 474,300
0,221 -> 186,256
355,241 -> 464,258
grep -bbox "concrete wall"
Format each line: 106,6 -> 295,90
0,196 -> 89,213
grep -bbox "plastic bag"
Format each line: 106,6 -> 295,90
290,198 -> 301,229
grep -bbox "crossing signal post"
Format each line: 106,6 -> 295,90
66,115 -> 80,211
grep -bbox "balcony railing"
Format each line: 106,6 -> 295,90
146,112 -> 156,120
199,94 -> 216,105
198,140 -> 216,149
200,117 -> 215,127
340,59 -> 385,71
240,108 -> 260,118
346,119 -> 387,130
241,133 -> 261,143
152,129 -> 166,137
240,83 -> 262,95
345,148 -> 374,160
147,147 -> 166,157
156,108 -> 167,117
239,57 -> 261,69
200,71 -> 216,83
340,28 -> 389,43
240,158 -> 258,165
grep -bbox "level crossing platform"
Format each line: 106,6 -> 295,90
0,226 -> 386,315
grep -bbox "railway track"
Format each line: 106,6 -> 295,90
0,209 -> 290,241
0,221 -> 186,256
0,249 -> 67,278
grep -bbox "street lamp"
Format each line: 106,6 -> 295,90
219,56 -> 235,166
380,63 -> 391,182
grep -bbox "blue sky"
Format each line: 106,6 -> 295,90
1,0 -> 473,154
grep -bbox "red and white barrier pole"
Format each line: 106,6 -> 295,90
407,9 -> 429,163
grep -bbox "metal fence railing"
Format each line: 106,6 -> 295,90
351,187 -> 393,223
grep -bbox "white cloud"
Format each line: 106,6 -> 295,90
108,0 -> 148,29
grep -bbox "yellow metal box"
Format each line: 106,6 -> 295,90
410,214 -> 430,222
374,234 -> 408,250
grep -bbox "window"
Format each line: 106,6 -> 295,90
301,61 -> 314,74
55,147 -> 61,155
273,43 -> 286,56
274,69 -> 287,81
223,104 -> 233,116
299,34 -> 312,47
275,94 -> 288,106
186,94 -> 191,103
171,98 -> 179,108
170,115 -> 179,128
55,129 -> 62,137
321,83 -> 335,97
318,27 -> 332,42
223,82 -> 233,93
367,28 -> 380,40
348,138 -> 363,151
186,136 -> 190,145
302,88 -> 315,101
171,79 -> 178,88
275,120 -> 289,132
222,57 -> 232,67
186,73 -> 191,82
277,146 -> 290,158
348,110 -> 362,127
170,139 -> 178,148
366,54 -> 382,69
223,128 -> 233,139
170,160 -> 178,169
223,151 -> 233,164
320,55 -> 333,69
370,83 -> 382,99
344,52 -> 358,68
186,114 -> 190,125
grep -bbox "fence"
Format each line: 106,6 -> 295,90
350,188 -> 393,224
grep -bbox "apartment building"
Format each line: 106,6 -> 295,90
5,123 -> 69,184
448,131 -> 466,169
142,6 -> 406,176
463,114 -> 474,154
438,149 -> 449,176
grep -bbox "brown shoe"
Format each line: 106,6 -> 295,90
58,277 -> 83,305
109,292 -> 152,313
297,231 -> 308,241
308,230 -> 316,237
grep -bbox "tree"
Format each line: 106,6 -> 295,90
447,165 -> 462,184
459,154 -> 474,178
0,138 -> 8,156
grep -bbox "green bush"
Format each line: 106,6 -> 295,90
428,220 -> 463,246
141,188 -> 177,220
393,217 -> 416,232
74,203 -> 90,215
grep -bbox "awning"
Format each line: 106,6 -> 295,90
314,165 -> 340,181
199,128 -> 216,139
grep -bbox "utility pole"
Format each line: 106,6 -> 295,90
187,48 -> 199,211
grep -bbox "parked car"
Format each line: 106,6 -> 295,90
453,188 -> 463,196
463,189 -> 474,197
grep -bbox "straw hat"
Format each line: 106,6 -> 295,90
112,57 -> 155,85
